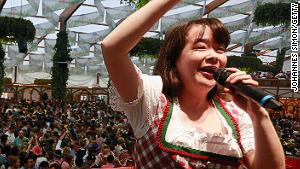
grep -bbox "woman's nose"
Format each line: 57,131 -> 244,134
205,50 -> 219,63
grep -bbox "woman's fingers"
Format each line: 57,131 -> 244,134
224,68 -> 258,86
241,79 -> 259,86
225,67 -> 241,72
229,74 -> 258,86
228,74 -> 249,84
226,71 -> 247,83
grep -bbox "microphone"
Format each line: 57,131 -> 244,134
213,68 -> 283,111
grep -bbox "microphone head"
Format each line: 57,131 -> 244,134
213,68 -> 231,86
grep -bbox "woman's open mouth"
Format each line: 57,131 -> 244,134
198,66 -> 217,79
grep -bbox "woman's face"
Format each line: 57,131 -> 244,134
176,25 -> 227,94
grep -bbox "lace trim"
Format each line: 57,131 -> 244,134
222,101 -> 255,154
108,66 -> 144,112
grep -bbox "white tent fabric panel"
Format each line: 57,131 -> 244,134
42,1 -> 61,25
77,29 -> 110,50
68,31 -> 77,45
69,66 -> 85,75
76,57 -> 98,66
67,75 -> 96,87
17,71 -> 50,84
29,53 -> 45,62
209,0 -> 252,18
94,44 -> 102,59
161,8 -> 202,32
253,37 -> 283,50
42,0 -> 77,12
248,26 -> 285,44
7,45 -> 19,58
87,65 -> 100,73
67,12 -> 104,28
230,30 -> 247,44
42,62 -> 52,73
44,53 -> 53,63
70,47 -> 89,59
27,0 -> 40,11
2,1 -> 38,17
4,59 -> 17,69
18,65 -> 33,73
16,70 -> 105,87
4,59 -> 17,68
8,48 -> 25,64
77,43 -> 90,53
221,15 -> 250,32
106,6 -> 133,20
257,56 -> 276,63
44,39 -> 56,56
72,5 -> 98,16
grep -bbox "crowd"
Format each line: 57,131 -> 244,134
0,99 -> 135,169
0,97 -> 299,169
270,113 -> 300,157
251,71 -> 291,80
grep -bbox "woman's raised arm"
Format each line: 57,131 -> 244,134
101,0 -> 181,102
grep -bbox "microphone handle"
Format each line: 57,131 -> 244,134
229,84 -> 267,103
228,83 -> 282,111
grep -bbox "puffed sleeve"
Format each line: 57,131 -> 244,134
109,66 -> 163,138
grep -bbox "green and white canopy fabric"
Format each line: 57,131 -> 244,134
1,0 -> 295,87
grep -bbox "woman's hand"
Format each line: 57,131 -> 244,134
223,68 -> 268,119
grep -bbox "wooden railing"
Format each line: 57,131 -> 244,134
255,79 -> 292,87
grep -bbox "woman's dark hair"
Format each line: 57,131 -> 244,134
153,18 -> 230,99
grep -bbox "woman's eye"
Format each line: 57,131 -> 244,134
217,48 -> 225,53
195,45 -> 206,50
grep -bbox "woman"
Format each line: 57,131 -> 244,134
101,0 -> 285,168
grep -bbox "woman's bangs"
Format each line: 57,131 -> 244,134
210,21 -> 230,48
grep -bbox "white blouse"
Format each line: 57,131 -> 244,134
109,67 -> 255,157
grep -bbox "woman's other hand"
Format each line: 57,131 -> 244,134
222,68 -> 267,118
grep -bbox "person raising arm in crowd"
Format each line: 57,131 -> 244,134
101,0 -> 285,168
